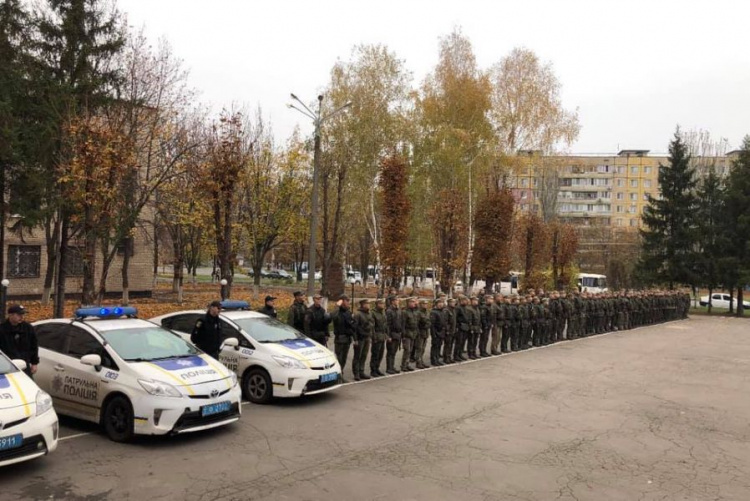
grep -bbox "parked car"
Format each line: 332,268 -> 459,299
453,281 -> 464,294
152,300 -> 341,404
346,271 -> 362,286
266,269 -> 293,282
301,271 -> 322,280
0,353 -> 58,467
246,268 -> 270,278
33,306 -> 241,442
699,293 -> 750,309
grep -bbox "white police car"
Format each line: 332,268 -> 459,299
151,301 -> 341,404
0,352 -> 58,467
33,307 -> 241,442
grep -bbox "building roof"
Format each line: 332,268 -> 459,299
617,149 -> 650,156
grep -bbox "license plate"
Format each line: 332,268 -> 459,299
0,434 -> 23,451
201,401 -> 231,417
320,372 -> 339,384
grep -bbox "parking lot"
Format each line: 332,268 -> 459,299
2,315 -> 749,501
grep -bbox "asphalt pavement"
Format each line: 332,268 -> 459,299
2,315 -> 749,500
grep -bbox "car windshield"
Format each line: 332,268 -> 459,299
232,316 -> 305,343
0,354 -> 18,375
101,326 -> 199,361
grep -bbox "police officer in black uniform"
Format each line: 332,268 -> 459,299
0,305 -> 39,378
304,294 -> 331,346
288,291 -> 307,331
191,300 -> 223,359
258,296 -> 278,318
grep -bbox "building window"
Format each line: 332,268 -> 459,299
629,205 -> 637,214
616,205 -> 623,213
520,191 -> 528,199
8,245 -> 41,278
521,178 -> 528,188
616,218 -> 623,226
643,179 -> 652,188
630,166 -> 639,175
617,179 -> 624,187
643,193 -> 651,201
600,191 -> 611,199
617,166 -> 626,174
66,247 -> 85,277
630,179 -> 638,188
616,192 -> 624,200
644,166 -> 652,174
630,219 -> 638,227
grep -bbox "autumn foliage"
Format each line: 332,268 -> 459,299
430,188 -> 469,292
379,154 -> 410,286
473,187 -> 515,290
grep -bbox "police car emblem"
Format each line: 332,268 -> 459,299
176,359 -> 194,367
295,341 -> 307,347
210,389 -> 219,398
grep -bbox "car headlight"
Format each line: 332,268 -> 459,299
35,390 -> 53,416
138,379 -> 183,398
230,372 -> 238,387
271,355 -> 307,370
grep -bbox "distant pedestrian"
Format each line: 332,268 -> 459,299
0,305 -> 39,378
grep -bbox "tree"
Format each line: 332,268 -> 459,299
489,47 -> 580,155
694,167 -> 725,313
0,0 -> 31,287
378,153 -> 410,290
549,221 -> 579,291
638,131 -> 698,289
430,188 -> 469,293
240,118 -> 310,289
724,136 -> 750,316
473,186 -> 514,293
201,111 -> 247,299
515,211 -> 550,291
34,0 -> 125,315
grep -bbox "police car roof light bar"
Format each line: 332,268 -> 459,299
220,300 -> 250,310
75,306 -> 138,319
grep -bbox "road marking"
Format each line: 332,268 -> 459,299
59,432 -> 93,442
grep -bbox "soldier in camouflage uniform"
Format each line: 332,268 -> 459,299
370,298 -> 388,377
508,297 -> 520,351
401,297 -> 419,372
385,296 -> 403,374
430,298 -> 446,366
332,295 -> 357,383
479,295 -> 493,357
454,296 -> 470,361
414,299 -> 431,369
443,297 -> 457,363
353,299 -> 374,381
530,297 -> 542,347
467,296 -> 482,359
490,293 -> 505,355
519,297 -> 531,349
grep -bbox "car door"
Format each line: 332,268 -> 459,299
35,322 -> 73,414
161,313 -> 202,342
57,325 -> 109,421
217,320 -> 254,373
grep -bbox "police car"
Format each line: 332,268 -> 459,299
33,307 -> 241,442
151,300 -> 341,404
0,352 -> 58,467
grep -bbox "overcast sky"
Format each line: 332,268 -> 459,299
118,0 -> 750,154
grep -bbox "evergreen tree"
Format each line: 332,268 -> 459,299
0,0 -> 31,283
638,130 -> 699,288
724,136 -> 750,316
32,0 -> 125,315
694,166 -> 726,312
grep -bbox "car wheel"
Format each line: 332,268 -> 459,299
102,395 -> 134,442
243,368 -> 272,404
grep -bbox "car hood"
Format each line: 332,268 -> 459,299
263,339 -> 337,368
133,354 -> 234,392
0,372 -> 38,414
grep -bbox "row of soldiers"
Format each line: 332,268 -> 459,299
287,289 -> 690,382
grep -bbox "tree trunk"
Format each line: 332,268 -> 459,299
737,287 -> 744,317
253,263 -> 262,287
172,230 -> 184,295
54,216 -> 69,317
729,288 -> 735,314
121,239 -> 131,305
42,216 -> 61,306
707,287 -> 713,314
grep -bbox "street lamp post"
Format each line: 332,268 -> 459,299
288,93 -> 352,297
0,279 -> 9,317
220,279 -> 228,301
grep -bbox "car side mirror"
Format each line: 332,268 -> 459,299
11,359 -> 27,371
222,337 -> 240,351
80,354 -> 102,371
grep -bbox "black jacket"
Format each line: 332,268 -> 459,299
190,313 -> 222,357
258,305 -> 278,318
0,320 -> 39,365
304,305 -> 330,336
332,306 -> 356,342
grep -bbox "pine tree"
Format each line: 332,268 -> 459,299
724,136 -> 750,316
694,166 -> 725,312
638,130 -> 699,288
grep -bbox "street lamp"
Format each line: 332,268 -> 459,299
0,279 -> 9,317
220,279 -> 228,301
288,93 -> 352,297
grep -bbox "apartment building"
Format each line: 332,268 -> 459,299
510,149 -> 734,228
